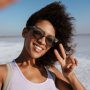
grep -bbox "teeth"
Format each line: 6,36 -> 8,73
34,45 -> 42,52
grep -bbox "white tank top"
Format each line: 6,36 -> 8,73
4,61 -> 58,90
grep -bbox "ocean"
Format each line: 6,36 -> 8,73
0,35 -> 90,89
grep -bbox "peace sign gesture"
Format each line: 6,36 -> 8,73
54,44 -> 78,77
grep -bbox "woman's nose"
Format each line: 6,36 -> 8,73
38,37 -> 46,45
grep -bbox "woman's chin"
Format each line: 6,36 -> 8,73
30,50 -> 45,59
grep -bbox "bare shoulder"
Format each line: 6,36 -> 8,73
0,64 -> 8,89
0,64 -> 7,76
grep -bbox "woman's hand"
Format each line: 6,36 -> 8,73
54,44 -> 78,77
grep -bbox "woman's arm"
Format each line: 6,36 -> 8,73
49,66 -> 73,90
65,72 -> 86,90
55,77 -> 73,90
50,65 -> 85,90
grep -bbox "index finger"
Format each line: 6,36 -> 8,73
59,44 -> 66,60
54,49 -> 63,65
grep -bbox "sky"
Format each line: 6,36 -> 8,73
0,0 -> 90,36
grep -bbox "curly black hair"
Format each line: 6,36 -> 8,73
26,1 -> 75,67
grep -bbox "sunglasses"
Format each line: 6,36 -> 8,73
27,26 -> 59,47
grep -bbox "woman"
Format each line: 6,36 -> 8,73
0,1 -> 85,90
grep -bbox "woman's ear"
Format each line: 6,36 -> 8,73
22,28 -> 29,38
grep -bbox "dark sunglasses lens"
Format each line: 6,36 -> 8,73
46,36 -> 55,46
32,28 -> 44,39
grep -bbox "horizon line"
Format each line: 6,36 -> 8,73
0,33 -> 90,37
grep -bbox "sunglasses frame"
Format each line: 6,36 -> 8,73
27,26 -> 59,46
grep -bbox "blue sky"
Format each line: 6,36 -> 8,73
0,0 -> 90,36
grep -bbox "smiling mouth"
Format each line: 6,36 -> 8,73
33,43 -> 43,53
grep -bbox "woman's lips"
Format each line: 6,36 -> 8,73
33,43 -> 43,53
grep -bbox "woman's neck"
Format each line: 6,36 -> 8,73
15,46 -> 36,67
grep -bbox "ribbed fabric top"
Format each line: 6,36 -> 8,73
5,61 -> 58,90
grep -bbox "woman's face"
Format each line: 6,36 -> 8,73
24,20 -> 55,59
